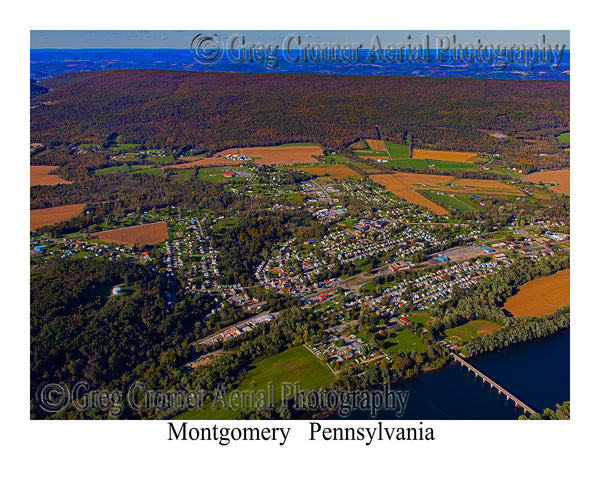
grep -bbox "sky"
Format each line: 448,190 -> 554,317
30,30 -> 570,49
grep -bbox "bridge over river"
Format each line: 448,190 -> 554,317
450,352 -> 538,415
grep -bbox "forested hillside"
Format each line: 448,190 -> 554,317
32,70 -> 569,156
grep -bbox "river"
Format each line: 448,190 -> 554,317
333,331 -> 570,420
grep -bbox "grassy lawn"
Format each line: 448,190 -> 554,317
383,330 -> 427,353
213,217 -> 237,230
405,311 -> 433,327
385,142 -> 410,159
557,133 -> 570,143
177,346 -> 334,420
444,320 -> 502,346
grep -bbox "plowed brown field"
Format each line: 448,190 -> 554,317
503,269 -> 570,317
523,170 -> 570,195
216,145 -> 322,165
365,139 -> 387,152
92,222 -> 168,246
370,173 -> 451,215
30,203 -> 85,230
426,179 -> 522,196
295,164 -> 360,178
30,166 -> 72,186
413,149 -> 479,163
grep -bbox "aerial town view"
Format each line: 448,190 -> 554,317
30,30 -> 570,422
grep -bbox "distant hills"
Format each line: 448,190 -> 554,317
31,69 -> 569,155
30,79 -> 49,98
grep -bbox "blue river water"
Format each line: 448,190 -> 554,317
332,331 -> 570,420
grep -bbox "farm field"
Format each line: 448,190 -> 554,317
427,160 -> 479,172
295,163 -> 361,178
412,149 -> 479,163
522,169 -> 570,195
424,179 -> 522,196
216,144 -> 323,165
383,330 -> 427,353
365,139 -> 387,152
387,158 -> 428,170
91,221 -> 168,246
503,269 -> 570,318
352,139 -> 389,159
557,133 -> 570,143
339,158 -> 381,173
373,172 -> 455,187
370,173 -> 452,215
30,166 -> 71,186
421,191 -> 481,213
95,165 -> 128,175
353,151 -> 389,159
30,203 -> 86,230
445,320 -> 502,345
177,346 -> 334,420
168,169 -> 193,182
167,157 -> 240,169
385,142 -> 410,159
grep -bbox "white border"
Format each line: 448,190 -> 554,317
5,1 -> 595,477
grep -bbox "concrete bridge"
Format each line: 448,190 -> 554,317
450,352 -> 538,415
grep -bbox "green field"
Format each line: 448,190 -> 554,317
387,158 -> 428,170
95,165 -> 129,175
112,143 -> 140,151
355,150 -> 388,157
383,330 -> 427,353
168,169 -> 193,182
177,346 -> 334,419
557,133 -> 570,143
385,142 -> 410,159
444,320 -> 502,345
428,160 -> 478,172
405,311 -> 433,327
325,154 -> 380,172
422,191 -> 482,213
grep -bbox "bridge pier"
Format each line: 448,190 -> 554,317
449,352 -> 537,416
